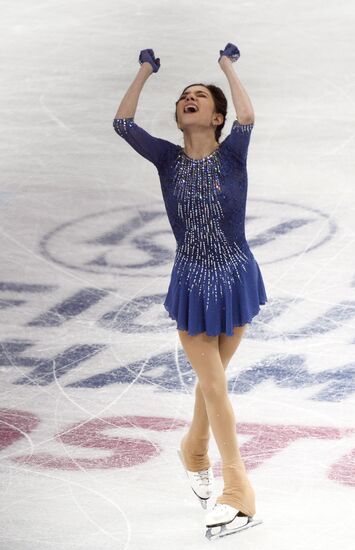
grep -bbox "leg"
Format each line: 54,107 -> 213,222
178,328 -> 255,517
181,326 -> 247,470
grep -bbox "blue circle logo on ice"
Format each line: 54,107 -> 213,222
39,199 -> 336,275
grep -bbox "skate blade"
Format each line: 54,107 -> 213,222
176,449 -> 209,509
205,516 -> 262,540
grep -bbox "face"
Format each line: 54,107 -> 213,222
175,86 -> 223,131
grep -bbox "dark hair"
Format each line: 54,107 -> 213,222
174,83 -> 228,143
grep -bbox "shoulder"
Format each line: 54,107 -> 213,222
222,118 -> 255,140
219,119 -> 254,162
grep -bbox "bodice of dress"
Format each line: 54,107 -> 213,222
113,116 -> 253,245
171,146 -> 253,298
113,116 -> 255,303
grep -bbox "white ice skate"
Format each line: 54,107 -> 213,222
177,449 -> 213,509
205,503 -> 262,540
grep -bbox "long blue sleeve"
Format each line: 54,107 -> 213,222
113,117 -> 174,168
222,119 -> 254,163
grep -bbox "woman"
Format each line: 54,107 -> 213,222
113,43 -> 267,539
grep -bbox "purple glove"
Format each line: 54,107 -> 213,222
218,42 -> 240,63
138,49 -> 160,73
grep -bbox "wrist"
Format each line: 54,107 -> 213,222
219,57 -> 233,69
140,62 -> 153,75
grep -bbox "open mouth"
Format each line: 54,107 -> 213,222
184,105 -> 199,113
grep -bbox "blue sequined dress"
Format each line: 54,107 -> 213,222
113,117 -> 267,336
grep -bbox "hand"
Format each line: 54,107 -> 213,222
138,48 -> 160,74
218,42 -> 240,65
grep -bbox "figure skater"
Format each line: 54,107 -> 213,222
113,43 -> 267,540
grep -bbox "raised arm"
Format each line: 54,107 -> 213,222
115,62 -> 153,118
216,43 -> 255,162
219,55 -> 255,125
113,50 -> 173,168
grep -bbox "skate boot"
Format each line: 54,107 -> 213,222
205,503 -> 262,540
205,463 -> 262,539
177,440 -> 214,509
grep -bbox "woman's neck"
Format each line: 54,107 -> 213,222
182,131 -> 219,160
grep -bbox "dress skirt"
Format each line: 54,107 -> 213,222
163,251 -> 267,337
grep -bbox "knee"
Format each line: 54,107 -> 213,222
199,378 -> 227,402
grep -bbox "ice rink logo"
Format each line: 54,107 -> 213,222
39,198 -> 336,275
0,408 -> 353,487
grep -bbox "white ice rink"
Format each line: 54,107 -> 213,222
0,0 -> 354,548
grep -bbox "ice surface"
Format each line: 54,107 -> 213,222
0,0 -> 354,549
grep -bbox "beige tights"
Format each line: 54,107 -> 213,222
178,328 -> 256,517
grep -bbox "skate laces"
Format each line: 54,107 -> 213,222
193,468 -> 211,486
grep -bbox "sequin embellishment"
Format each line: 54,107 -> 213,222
113,117 -> 134,136
172,148 -> 249,310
